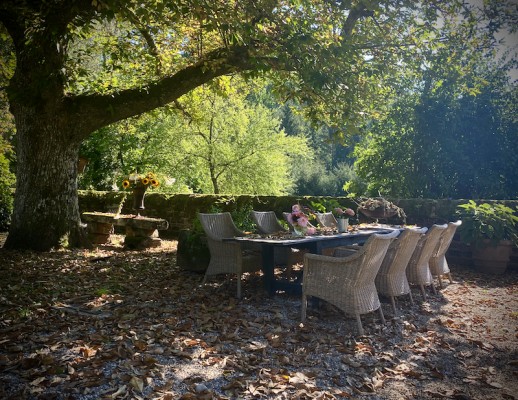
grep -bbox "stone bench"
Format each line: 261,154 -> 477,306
82,212 -> 169,249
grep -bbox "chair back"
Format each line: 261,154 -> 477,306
380,227 -> 428,275
250,211 -> 287,234
434,220 -> 462,258
315,212 -> 338,229
410,224 -> 447,267
351,230 -> 400,284
198,212 -> 243,240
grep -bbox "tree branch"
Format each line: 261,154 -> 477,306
70,46 -> 257,137
341,2 -> 375,38
120,7 -> 162,74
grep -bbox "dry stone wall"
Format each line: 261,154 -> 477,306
78,190 -> 516,236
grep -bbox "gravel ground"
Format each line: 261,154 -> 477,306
0,234 -> 517,399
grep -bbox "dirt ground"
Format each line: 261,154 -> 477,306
0,234 -> 517,399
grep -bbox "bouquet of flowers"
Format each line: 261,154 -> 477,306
333,207 -> 355,219
287,204 -> 316,235
122,172 -> 160,211
122,172 -> 160,190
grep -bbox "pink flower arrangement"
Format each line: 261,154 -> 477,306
334,207 -> 355,219
288,204 -> 316,235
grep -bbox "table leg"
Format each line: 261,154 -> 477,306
262,244 -> 276,296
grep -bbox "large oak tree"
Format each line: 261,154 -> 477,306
1,0 -> 463,250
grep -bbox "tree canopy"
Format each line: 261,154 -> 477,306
1,0 -> 514,250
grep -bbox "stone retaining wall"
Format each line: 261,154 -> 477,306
78,190 -> 517,235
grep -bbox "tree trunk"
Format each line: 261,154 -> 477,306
3,108 -> 89,251
210,167 -> 220,194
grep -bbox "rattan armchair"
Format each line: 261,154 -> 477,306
406,224 -> 447,300
314,212 -> 338,229
429,220 -> 462,288
250,211 -> 301,268
251,211 -> 288,235
199,212 -> 262,299
301,230 -> 399,336
375,227 -> 428,314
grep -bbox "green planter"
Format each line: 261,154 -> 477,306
176,229 -> 210,273
457,201 -> 518,273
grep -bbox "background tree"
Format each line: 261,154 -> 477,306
80,78 -> 308,195
350,65 -> 517,199
280,103 -> 357,196
78,109 -> 189,192
173,80 -> 308,194
347,3 -> 518,199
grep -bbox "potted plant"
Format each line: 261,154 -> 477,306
456,200 -> 518,274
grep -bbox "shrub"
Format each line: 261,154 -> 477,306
456,200 -> 518,247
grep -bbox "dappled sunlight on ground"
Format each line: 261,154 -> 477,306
0,236 -> 517,399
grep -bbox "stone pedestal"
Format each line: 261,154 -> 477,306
124,226 -> 161,249
82,212 -> 116,244
81,212 -> 169,249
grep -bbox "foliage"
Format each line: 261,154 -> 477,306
292,161 -> 357,196
279,101 -> 358,196
168,79 -> 308,195
79,78 -> 308,196
52,0 -> 459,131
1,0 -> 516,249
79,110 -> 188,193
0,137 -> 14,230
456,200 -> 518,247
348,10 -> 518,199
351,71 -> 518,198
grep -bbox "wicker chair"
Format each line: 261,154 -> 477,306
429,220 -> 462,288
301,230 -> 399,336
250,211 -> 303,269
199,212 -> 262,299
314,212 -> 338,229
406,224 -> 447,300
251,211 -> 288,235
375,227 -> 428,314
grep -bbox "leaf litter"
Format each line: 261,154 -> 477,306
0,234 -> 517,399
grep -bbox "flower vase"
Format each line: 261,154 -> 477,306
132,184 -> 147,211
293,225 -> 307,236
337,218 -> 349,233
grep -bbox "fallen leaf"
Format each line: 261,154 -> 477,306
110,385 -> 127,398
30,377 -> 46,386
129,376 -> 144,392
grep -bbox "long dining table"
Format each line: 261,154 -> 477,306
230,226 -> 399,296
